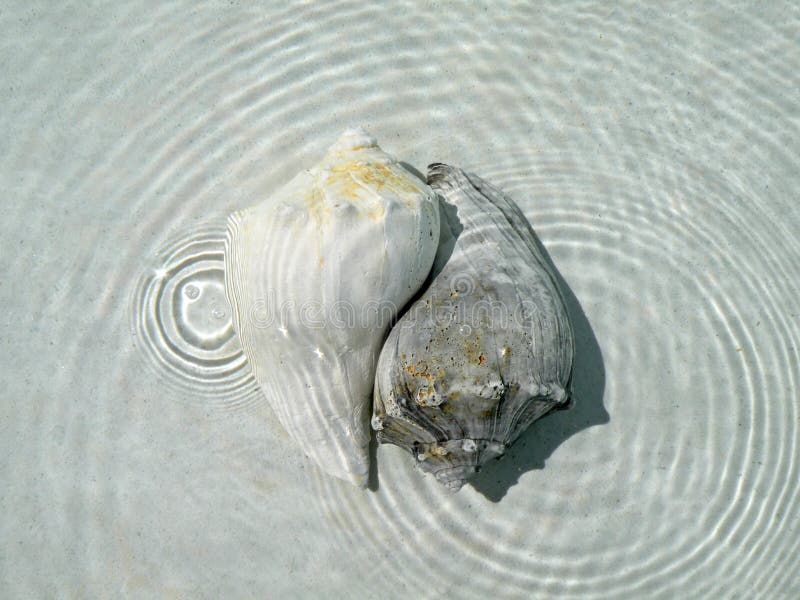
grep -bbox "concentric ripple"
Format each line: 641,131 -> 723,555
3,1 -> 800,598
306,122 -> 800,599
130,223 -> 260,410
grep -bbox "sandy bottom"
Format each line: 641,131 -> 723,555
2,2 -> 799,598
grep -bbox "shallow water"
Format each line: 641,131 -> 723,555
2,2 -> 799,598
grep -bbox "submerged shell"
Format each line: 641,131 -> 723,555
372,163 -> 574,491
225,129 -> 440,486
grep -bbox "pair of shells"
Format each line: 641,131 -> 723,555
224,129 -> 574,491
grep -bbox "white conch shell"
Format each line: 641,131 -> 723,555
224,128 -> 440,486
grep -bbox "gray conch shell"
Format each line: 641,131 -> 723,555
372,163 -> 574,491
224,128 -> 440,486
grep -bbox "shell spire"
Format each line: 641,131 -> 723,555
327,127 -> 377,152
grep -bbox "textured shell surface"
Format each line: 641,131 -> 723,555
224,128 -> 440,487
372,163 -> 575,491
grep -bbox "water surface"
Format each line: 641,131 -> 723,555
2,2 -> 799,598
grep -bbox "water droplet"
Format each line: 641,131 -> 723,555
184,284 -> 200,299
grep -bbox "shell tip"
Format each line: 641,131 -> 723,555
443,478 -> 465,493
337,467 -> 369,488
434,466 -> 474,492
352,474 -> 369,489
426,162 -> 455,186
332,126 -> 378,152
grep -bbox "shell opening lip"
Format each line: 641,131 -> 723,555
433,465 -> 480,492
443,479 -> 465,492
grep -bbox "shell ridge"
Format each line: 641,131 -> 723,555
464,171 -> 574,359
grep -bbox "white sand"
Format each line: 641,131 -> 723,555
2,2 -> 799,598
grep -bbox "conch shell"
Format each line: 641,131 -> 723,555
224,129 -> 440,486
372,163 -> 574,491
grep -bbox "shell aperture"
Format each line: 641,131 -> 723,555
372,163 -> 575,491
224,129 -> 440,486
